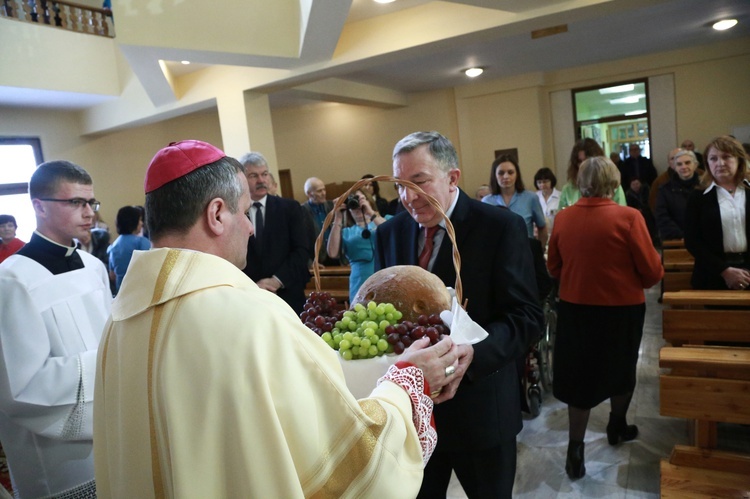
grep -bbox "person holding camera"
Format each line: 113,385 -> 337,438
327,189 -> 390,302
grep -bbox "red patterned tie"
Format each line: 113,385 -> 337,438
418,225 -> 439,270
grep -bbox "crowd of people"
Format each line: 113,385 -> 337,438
0,132 -> 747,498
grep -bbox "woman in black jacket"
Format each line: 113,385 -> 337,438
655,149 -> 700,241
685,136 -> 750,290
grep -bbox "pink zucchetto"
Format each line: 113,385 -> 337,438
144,140 -> 226,193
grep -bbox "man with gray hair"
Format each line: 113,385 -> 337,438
239,152 -> 311,313
301,176 -> 338,265
0,160 -> 111,498
375,131 -> 543,498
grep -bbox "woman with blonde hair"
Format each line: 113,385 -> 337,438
558,138 -> 627,209
685,135 -> 750,290
548,156 -> 663,480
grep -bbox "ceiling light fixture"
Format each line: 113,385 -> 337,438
374,0 -> 396,3
610,95 -> 643,105
712,19 -> 738,31
464,67 -> 484,78
599,84 -> 634,95
181,60 -> 191,65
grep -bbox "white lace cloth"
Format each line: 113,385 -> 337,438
378,364 -> 437,464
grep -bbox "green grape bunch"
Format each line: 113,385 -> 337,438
300,293 -> 449,360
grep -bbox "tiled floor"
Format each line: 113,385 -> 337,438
447,284 -> 691,498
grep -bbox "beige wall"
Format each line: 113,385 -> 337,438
673,53 -> 750,152
272,89 -> 459,202
455,83 -> 547,196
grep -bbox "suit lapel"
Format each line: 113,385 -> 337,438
433,190 -> 471,285
401,216 -> 420,265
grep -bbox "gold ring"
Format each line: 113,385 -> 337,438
444,365 -> 456,377
430,389 -> 442,398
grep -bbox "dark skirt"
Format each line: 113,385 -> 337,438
552,300 -> 646,409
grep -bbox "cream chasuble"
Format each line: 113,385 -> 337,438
95,248 -> 430,498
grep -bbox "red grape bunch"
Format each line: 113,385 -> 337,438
384,313 -> 449,354
300,292 -> 344,336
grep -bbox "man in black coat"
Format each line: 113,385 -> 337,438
374,131 -> 544,498
620,143 -> 657,189
240,152 -> 312,314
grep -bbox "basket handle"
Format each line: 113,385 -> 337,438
312,175 -> 463,306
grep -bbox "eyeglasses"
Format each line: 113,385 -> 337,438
38,198 -> 101,212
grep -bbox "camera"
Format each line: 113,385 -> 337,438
345,195 -> 361,210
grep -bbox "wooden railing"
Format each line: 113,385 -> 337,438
1,0 -> 114,37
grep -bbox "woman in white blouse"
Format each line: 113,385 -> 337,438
684,135 -> 750,290
534,167 -> 561,231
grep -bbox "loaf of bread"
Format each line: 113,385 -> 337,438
352,265 -> 451,322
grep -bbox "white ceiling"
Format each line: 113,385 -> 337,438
2,0 -> 749,112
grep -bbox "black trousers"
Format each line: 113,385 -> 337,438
416,438 -> 517,499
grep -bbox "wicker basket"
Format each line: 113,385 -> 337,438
308,175 -> 465,397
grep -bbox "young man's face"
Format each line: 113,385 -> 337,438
34,181 -> 96,246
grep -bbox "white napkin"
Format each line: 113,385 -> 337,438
439,296 -> 488,345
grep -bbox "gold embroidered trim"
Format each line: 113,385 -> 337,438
309,399 -> 388,499
147,249 -> 179,498
99,323 -> 113,387
151,249 -> 180,306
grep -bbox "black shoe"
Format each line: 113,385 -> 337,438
606,413 -> 638,445
565,440 -> 586,479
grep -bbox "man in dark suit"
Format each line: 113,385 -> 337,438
239,152 -> 312,314
620,143 -> 657,189
374,131 -> 544,498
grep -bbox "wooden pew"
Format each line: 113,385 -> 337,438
660,346 -> 750,497
661,447 -> 750,498
306,265 -> 351,304
662,309 -> 750,346
662,239 -> 686,249
661,244 -> 694,296
662,289 -> 750,351
662,290 -> 750,308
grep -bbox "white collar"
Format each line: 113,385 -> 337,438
704,179 -> 750,195
35,230 -> 78,256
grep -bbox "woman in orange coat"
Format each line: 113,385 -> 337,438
547,156 -> 663,480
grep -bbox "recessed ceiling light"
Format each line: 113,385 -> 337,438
599,84 -> 634,95
464,67 -> 484,78
181,60 -> 191,65
374,0 -> 395,3
610,95 -> 643,105
713,19 -> 738,31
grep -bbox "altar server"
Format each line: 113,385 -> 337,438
0,160 -> 111,498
